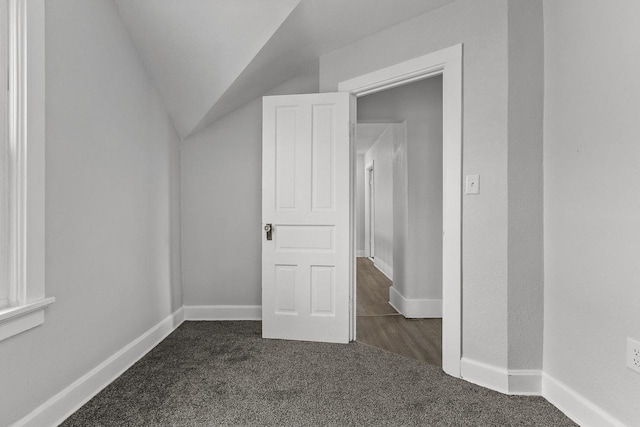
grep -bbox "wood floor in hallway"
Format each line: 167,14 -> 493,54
356,257 -> 442,367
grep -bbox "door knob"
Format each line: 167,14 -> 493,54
264,223 -> 273,241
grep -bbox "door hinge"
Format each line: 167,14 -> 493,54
349,123 -> 355,138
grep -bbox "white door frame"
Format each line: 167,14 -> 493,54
339,44 -> 463,378
364,162 -> 374,259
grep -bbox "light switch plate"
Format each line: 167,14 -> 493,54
465,175 -> 480,195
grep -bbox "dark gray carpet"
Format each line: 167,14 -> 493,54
62,322 -> 574,426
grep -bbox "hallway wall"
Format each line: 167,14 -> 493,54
358,79 -> 443,303
355,155 -> 366,255
363,126 -> 395,279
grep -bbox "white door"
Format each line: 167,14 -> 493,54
262,92 -> 355,343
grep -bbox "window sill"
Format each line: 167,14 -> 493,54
0,297 -> 55,342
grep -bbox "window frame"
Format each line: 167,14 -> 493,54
0,0 -> 53,343
0,0 -> 9,310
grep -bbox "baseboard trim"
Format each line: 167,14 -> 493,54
460,357 -> 541,396
461,357 -> 509,394
356,250 -> 367,257
13,307 -> 185,427
373,258 -> 393,280
8,303 -> 626,427
388,287 -> 442,318
542,373 -> 625,427
184,305 -> 262,321
509,369 -> 542,396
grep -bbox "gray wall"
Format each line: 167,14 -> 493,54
356,154 -> 366,255
363,126 -> 395,278
0,0 -> 183,424
181,72 -> 319,306
543,0 -> 640,424
392,123 -> 409,301
358,79 -> 443,301
507,0 -> 544,370
0,0 -> 7,308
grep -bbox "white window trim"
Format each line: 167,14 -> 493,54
0,0 -> 53,342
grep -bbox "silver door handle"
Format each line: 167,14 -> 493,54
264,223 -> 272,240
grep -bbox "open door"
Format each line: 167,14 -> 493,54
262,92 -> 355,343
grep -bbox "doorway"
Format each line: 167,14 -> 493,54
260,45 -> 462,377
340,44 -> 462,377
353,76 -> 444,367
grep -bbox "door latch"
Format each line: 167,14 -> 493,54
264,223 -> 273,241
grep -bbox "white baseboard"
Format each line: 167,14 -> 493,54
388,286 -> 442,318
461,357 -> 509,394
184,305 -> 261,321
542,373 -> 625,427
508,369 -> 542,395
356,250 -> 367,257
373,258 -> 393,280
8,302 -> 627,427
13,307 -> 185,427
460,357 -> 541,396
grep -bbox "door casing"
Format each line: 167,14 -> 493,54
364,162 -> 374,259
339,44 -> 463,378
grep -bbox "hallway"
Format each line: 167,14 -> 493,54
356,257 -> 443,367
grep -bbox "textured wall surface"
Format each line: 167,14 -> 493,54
0,1 -> 182,424
543,0 -> 640,424
506,0 -> 544,371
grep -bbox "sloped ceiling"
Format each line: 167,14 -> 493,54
115,0 -> 454,138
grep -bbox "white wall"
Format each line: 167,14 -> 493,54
356,155 -> 366,255
363,126 -> 394,279
543,0 -> 640,424
0,0 -> 8,308
392,123 -> 409,303
0,0 -> 183,425
181,72 -> 319,306
358,79 -> 443,303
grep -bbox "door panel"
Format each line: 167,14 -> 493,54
262,92 -> 354,343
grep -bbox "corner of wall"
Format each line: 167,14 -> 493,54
505,0 -> 544,372
389,287 -> 442,319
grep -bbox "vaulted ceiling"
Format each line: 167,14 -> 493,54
115,0 -> 454,138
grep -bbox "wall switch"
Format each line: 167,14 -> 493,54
465,175 -> 480,195
628,338 -> 640,374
